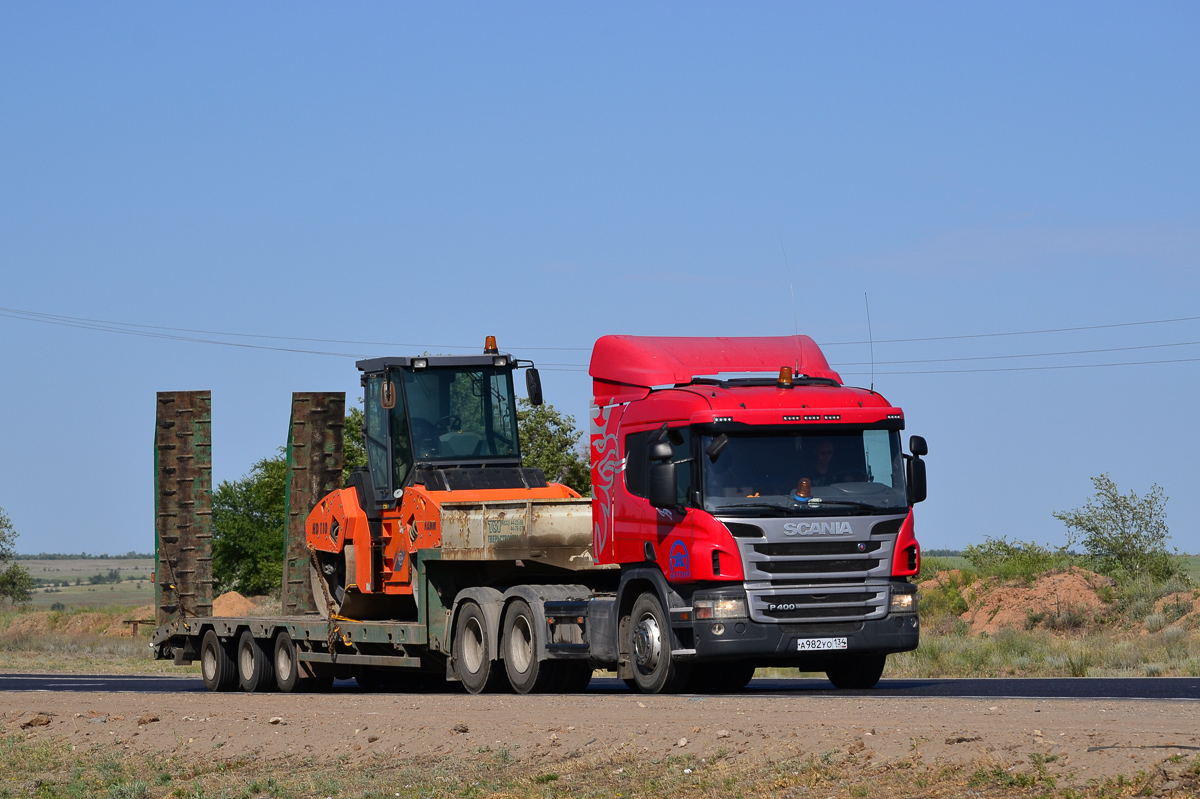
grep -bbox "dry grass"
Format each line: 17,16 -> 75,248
1,730 -> 1197,799
0,607 -> 196,675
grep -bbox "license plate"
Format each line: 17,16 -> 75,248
796,637 -> 848,651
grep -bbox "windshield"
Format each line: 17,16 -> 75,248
399,366 -> 519,461
701,429 -> 907,515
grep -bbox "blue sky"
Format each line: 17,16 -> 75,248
1,4 -> 1197,555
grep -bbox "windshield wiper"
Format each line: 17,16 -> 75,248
710,502 -> 795,517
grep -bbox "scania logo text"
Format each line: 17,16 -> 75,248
783,521 -> 853,536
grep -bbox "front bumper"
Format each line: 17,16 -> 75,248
683,612 -> 918,665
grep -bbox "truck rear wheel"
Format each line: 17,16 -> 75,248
200,630 -> 237,692
825,654 -> 886,690
627,593 -> 690,694
454,601 -> 505,694
502,599 -> 558,694
237,630 -> 275,693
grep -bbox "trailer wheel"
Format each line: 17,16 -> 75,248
237,630 -> 275,693
502,599 -> 557,694
454,602 -> 504,694
626,593 -> 690,694
273,632 -> 301,693
825,654 -> 886,690
200,630 -> 237,692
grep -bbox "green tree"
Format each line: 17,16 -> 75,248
517,398 -> 591,495
1053,473 -> 1182,582
0,506 -> 33,604
212,451 -> 288,595
343,404 -> 367,485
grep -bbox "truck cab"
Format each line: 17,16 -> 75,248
590,335 -> 926,690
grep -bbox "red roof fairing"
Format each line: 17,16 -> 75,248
589,335 -> 843,406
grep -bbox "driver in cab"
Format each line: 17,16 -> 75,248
793,437 -> 844,499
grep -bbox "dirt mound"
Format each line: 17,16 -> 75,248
960,567 -> 1114,635
1,610 -> 125,640
213,591 -> 257,617
1153,590 -> 1200,628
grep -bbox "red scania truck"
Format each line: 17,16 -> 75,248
153,334 -> 927,694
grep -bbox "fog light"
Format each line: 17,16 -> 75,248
889,592 -> 916,613
711,623 -> 725,636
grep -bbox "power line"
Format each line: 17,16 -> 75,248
837,355 -> 1200,376
830,339 -> 1200,367
0,306 -> 593,352
821,314 -> 1200,347
2,304 -> 1199,377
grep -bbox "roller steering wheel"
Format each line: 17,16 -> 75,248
435,414 -> 462,435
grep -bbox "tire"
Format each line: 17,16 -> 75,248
454,602 -> 504,694
626,593 -> 690,694
502,600 -> 557,694
200,630 -> 237,692
237,629 -> 275,693
825,654 -> 886,690
273,632 -> 300,693
688,662 -> 757,693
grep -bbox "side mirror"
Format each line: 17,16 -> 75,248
381,380 -> 396,410
907,457 -> 927,504
909,435 -> 928,457
525,368 -> 543,406
648,460 -> 678,509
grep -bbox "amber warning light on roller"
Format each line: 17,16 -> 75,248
777,366 -> 794,388
484,335 -> 498,354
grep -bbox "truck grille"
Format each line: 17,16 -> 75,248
729,516 -> 901,624
755,590 -> 885,621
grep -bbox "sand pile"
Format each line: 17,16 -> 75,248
960,568 -> 1114,634
212,591 -> 257,617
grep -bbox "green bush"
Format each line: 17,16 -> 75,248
1055,474 -> 1187,583
962,537 -> 1074,583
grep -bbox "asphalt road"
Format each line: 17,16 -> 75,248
1,673 -> 1198,699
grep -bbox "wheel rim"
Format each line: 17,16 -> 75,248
462,616 -> 485,674
276,644 -> 293,683
240,642 -> 254,679
509,614 -> 533,673
633,612 -> 662,672
202,647 -> 217,681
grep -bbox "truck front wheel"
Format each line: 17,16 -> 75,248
825,654 -> 886,689
200,630 -> 237,692
626,593 -> 690,694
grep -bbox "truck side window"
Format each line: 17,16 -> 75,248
624,431 -> 650,497
623,428 -> 693,505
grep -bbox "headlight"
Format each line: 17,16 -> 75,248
889,591 -> 917,614
695,597 -> 747,619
